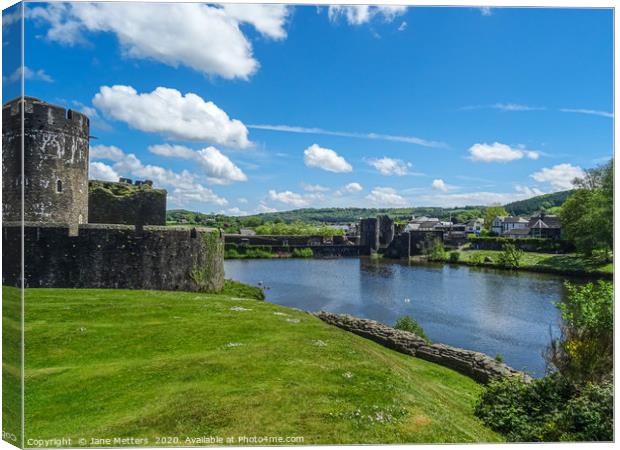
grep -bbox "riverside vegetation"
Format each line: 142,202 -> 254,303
475,280 -> 613,441
4,285 -> 502,444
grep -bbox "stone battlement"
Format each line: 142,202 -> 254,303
3,96 -> 89,136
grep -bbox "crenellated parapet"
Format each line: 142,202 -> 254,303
2,97 -> 90,224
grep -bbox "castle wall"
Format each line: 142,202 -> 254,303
2,224 -> 224,292
88,181 -> 167,226
2,97 -> 90,224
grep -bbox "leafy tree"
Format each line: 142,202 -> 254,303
561,160 -> 613,255
498,242 -> 523,269
483,205 -> 508,229
546,280 -> 613,385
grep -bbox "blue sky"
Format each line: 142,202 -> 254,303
3,3 -> 614,214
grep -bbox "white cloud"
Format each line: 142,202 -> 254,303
515,185 -> 545,197
559,108 -> 613,118
367,157 -> 412,176
343,182 -> 363,193
89,161 -> 119,182
432,179 -> 448,192
415,185 -> 546,207
248,124 -> 446,148
89,144 -> 227,206
3,7 -> 21,28
93,85 -> 251,148
149,144 -> 247,185
304,144 -> 352,173
2,66 -> 54,84
238,197 -> 248,204
398,21 -> 407,32
302,183 -> 330,192
530,163 -> 585,191
268,190 -> 310,207
461,103 -> 545,112
256,203 -> 278,213
170,184 -> 228,207
468,142 -> 540,163
365,187 -> 408,206
28,3 -> 290,79
90,145 -> 125,162
479,7 -> 493,16
327,6 -> 407,25
222,207 -> 250,217
493,103 -> 543,111
220,4 -> 290,40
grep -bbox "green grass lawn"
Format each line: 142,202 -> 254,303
2,286 -> 501,445
417,250 -> 612,276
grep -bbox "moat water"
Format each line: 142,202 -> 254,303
224,258 -> 586,377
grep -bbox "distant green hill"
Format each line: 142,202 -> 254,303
166,191 -> 574,228
504,190 -> 574,216
241,207 -> 485,224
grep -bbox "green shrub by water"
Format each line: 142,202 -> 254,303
475,375 -> 612,442
449,251 -> 460,263
292,247 -> 313,258
498,243 -> 523,269
427,239 -> 447,262
394,315 -> 431,344
476,280 -> 613,442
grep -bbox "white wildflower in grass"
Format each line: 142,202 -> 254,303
273,311 -> 290,316
342,371 -> 353,379
286,318 -> 300,324
225,342 -> 243,348
312,340 -> 327,347
230,306 -> 252,312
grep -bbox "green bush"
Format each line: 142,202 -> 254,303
426,239 -> 447,262
547,281 -> 613,385
494,353 -> 504,363
468,253 -> 484,265
475,375 -> 612,442
448,251 -> 460,263
291,247 -> 313,258
394,315 -> 431,344
224,245 -> 275,259
476,280 -> 614,442
498,242 -> 523,269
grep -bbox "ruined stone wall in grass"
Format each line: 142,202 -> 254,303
2,223 -> 224,292
315,311 -> 530,384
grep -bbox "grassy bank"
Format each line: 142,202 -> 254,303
412,250 -> 612,277
3,286 -> 501,445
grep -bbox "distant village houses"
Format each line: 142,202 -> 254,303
491,212 -> 562,239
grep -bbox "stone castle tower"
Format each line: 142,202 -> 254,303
2,97 -> 90,224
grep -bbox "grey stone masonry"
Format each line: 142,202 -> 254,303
314,311 -> 531,384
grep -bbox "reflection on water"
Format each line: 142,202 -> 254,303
225,258 -> 579,377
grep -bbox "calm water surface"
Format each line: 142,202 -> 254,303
225,258 -> 580,377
